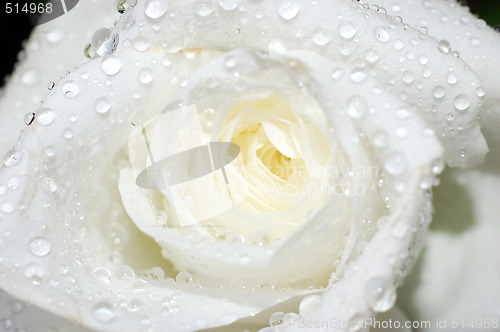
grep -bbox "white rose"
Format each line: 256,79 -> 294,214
0,1 -> 499,331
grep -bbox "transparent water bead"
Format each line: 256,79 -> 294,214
95,97 -> 111,114
454,94 -> 470,111
384,152 -> 408,175
92,302 -> 116,323
277,0 -> 300,20
374,26 -> 391,42
312,28 -> 331,46
62,81 -> 80,98
144,0 -> 168,18
3,149 -> 22,167
218,0 -> 239,11
338,21 -> 356,39
37,109 -> 56,125
138,68 -> 154,84
47,81 -> 55,90
364,277 -> 396,312
101,55 -> 121,76
437,40 -> 452,54
446,72 -> 458,85
91,28 -> 119,56
195,1 -> 213,16
29,237 -> 51,257
24,112 -> 35,126
432,85 -> 446,99
269,312 -> 286,327
350,69 -> 366,83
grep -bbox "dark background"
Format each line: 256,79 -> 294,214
0,0 -> 499,86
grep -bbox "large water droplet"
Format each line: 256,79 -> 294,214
437,40 -> 451,54
384,152 -> 407,175
269,312 -> 286,327
402,71 -> 414,84
95,97 -> 111,114
277,0 -> 300,20
338,21 -> 356,39
92,302 -> 116,323
3,149 -> 22,167
91,28 -> 119,56
30,237 -> 52,257
62,81 -> 80,98
454,94 -> 470,111
101,55 -> 121,76
446,72 -> 458,85
37,109 -> 56,125
365,49 -> 379,63
475,86 -> 485,98
364,277 -> 396,312
350,69 -> 366,83
374,26 -> 391,42
330,68 -> 344,80
144,0 -> 168,18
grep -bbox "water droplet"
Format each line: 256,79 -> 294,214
432,85 -> 445,99
346,95 -> 368,118
350,69 -> 366,83
402,71 -> 414,84
475,86 -> 485,98
29,237 -> 51,256
144,0 -> 168,18
23,263 -> 45,285
374,26 -> 391,43
446,72 -> 457,85
138,68 -> 154,84
384,152 -> 407,175
364,277 -> 396,312
395,107 -> 410,120
269,312 -> 286,327
330,68 -> 344,80
101,55 -> 121,76
312,28 -> 331,46
62,81 -> 80,98
454,94 -> 470,111
437,40 -> 451,54
175,271 -> 192,283
94,97 -> 111,115
47,81 -> 55,90
24,112 -> 35,126
470,37 -> 481,47
91,28 -> 119,56
0,201 -> 15,214
393,39 -> 404,50
365,49 -> 379,63
418,54 -> 428,65
194,0 -> 213,16
127,298 -> 144,312
4,149 -> 22,167
338,21 -> 356,39
37,109 -> 56,125
277,0 -> 299,20
218,0 -> 238,11
92,302 -> 116,323
133,37 -> 150,52
62,128 -> 73,140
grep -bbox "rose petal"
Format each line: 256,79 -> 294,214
0,0 -> 120,157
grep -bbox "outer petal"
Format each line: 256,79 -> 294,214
369,0 -> 500,128
0,0 -> 119,157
